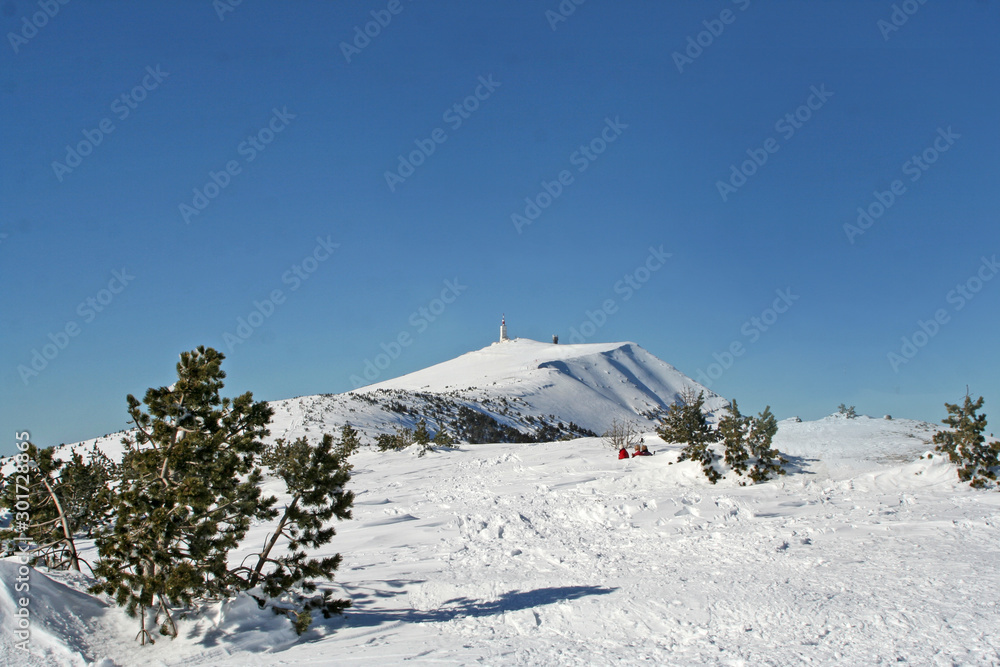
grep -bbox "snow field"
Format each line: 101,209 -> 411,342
288,435 -> 999,665
3,430 -> 1000,665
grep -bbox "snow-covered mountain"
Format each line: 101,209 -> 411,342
266,338 -> 729,447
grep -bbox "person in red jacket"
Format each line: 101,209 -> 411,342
618,447 -> 630,460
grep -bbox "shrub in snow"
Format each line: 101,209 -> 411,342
718,401 -> 750,474
932,393 -> 1000,489
413,419 -> 431,446
717,401 -> 787,484
432,428 -> 456,447
656,391 -> 721,483
744,406 -> 786,483
601,418 -> 643,451
837,404 -> 858,419
377,426 -> 415,452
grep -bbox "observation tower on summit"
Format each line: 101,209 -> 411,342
499,315 -> 509,342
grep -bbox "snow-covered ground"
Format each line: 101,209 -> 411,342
3,416 -> 1000,666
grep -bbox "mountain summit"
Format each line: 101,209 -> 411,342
249,338 -> 729,446
348,338 -> 728,437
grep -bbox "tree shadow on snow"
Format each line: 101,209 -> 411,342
322,582 -> 617,631
781,453 -> 818,476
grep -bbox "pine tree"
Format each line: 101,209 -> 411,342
90,346 -> 277,644
745,406 -> 786,483
413,419 -> 431,445
716,403 -> 786,484
933,393 -> 1000,489
3,444 -> 79,571
337,423 -> 362,457
717,401 -> 750,475
62,446 -> 119,539
239,428 -> 355,633
656,391 -> 721,483
432,428 -> 456,447
1,443 -> 116,571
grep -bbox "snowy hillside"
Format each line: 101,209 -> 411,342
361,338 -> 730,425
3,415 -> 1000,666
265,338 -> 729,448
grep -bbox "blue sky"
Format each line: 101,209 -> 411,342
2,0 -> 999,455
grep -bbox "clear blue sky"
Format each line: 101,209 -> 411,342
3,0 -> 999,455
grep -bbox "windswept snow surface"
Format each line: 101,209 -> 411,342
3,416 -> 1000,666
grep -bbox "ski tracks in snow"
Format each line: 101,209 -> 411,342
330,442 -> 1000,665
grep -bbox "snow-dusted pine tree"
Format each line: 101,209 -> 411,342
656,391 -> 721,483
717,402 -> 786,484
745,406 -> 786,483
718,400 -> 750,475
933,393 -> 1000,489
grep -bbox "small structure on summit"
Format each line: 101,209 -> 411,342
500,315 -> 510,342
